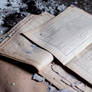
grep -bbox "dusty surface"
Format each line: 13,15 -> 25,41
0,56 -> 72,92
0,57 -> 48,92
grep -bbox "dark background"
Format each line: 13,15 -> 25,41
0,0 -> 92,35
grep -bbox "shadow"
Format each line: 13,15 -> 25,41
21,33 -> 49,51
0,55 -> 38,74
53,58 -> 92,88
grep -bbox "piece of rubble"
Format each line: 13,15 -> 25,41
32,73 -> 45,82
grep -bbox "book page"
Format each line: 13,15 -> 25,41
23,6 -> 92,65
0,13 -> 54,70
66,43 -> 92,84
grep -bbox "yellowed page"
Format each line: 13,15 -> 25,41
66,43 -> 92,85
0,13 -> 54,70
23,6 -> 92,65
0,12 -> 92,90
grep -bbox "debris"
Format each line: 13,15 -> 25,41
3,12 -> 26,28
48,85 -> 57,92
32,73 -> 45,82
1,0 -> 92,35
57,4 -> 67,12
56,89 -> 73,92
32,74 -> 72,92
48,86 -> 73,92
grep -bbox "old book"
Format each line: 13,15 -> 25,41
0,12 -> 54,70
23,6 -> 92,85
0,12 -> 92,91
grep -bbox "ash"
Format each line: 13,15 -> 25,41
0,0 -> 92,35
32,73 -> 73,92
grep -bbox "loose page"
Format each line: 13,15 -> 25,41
0,13 -> 54,70
23,6 -> 92,65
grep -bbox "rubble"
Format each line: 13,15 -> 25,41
1,0 -> 92,36
32,73 -> 45,82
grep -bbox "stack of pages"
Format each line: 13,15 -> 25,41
0,6 -> 92,91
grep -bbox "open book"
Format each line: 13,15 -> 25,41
23,6 -> 92,65
0,7 -> 92,91
0,13 -> 54,70
23,6 -> 92,85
